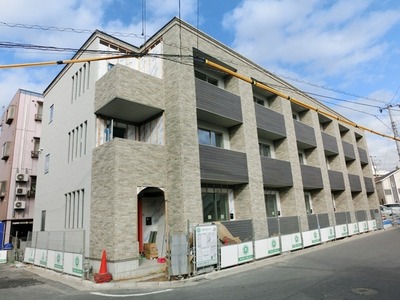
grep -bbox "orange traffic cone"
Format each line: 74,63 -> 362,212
94,250 -> 112,283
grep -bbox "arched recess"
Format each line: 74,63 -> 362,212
137,187 -> 166,258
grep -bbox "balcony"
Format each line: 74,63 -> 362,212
195,78 -> 242,127
322,132 -> 339,156
95,64 -> 164,123
364,176 -> 374,193
328,170 -> 345,191
199,145 -> 248,184
261,157 -> 293,188
301,165 -> 323,190
294,120 -> 316,149
255,104 -> 286,140
348,174 -> 362,193
342,141 -> 356,161
358,147 -> 368,165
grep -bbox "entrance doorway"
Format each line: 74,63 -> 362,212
137,187 -> 166,259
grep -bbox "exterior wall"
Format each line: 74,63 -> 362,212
376,169 -> 400,204
33,19 -> 380,279
0,90 -> 42,242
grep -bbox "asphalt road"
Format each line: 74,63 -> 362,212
1,228 -> 400,299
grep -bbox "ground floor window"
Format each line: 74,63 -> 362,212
304,192 -> 313,214
202,186 -> 232,222
265,190 -> 281,217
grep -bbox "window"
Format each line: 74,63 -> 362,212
195,70 -> 218,86
31,137 -> 40,158
49,104 -> 54,123
108,63 -> 115,70
304,192 -> 313,214
298,151 -> 306,165
1,142 -> 11,160
198,128 -> 223,148
35,102 -> 43,121
325,157 -> 330,170
65,189 -> 85,229
30,176 -> 37,197
292,112 -> 300,120
265,190 -> 281,217
202,189 -> 229,222
253,96 -> 265,106
0,180 -> 6,197
44,154 -> 50,174
259,141 -> 275,158
41,210 -> 46,231
332,193 -> 336,212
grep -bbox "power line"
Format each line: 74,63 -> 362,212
0,21 -> 145,38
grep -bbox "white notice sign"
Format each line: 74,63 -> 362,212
195,225 -> 218,268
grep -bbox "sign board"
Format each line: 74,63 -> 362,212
0,250 -> 7,263
195,225 -> 218,268
238,242 -> 253,264
320,227 -> 335,242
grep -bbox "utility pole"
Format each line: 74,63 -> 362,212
380,105 -> 400,162
388,106 -> 400,162
370,156 -> 378,176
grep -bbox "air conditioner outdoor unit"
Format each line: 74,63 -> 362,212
14,200 -> 26,209
16,187 -> 27,195
16,173 -> 29,182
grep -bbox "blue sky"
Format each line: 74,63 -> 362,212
1,0 -> 400,172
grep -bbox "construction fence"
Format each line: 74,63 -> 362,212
175,209 -> 382,277
23,230 -> 86,277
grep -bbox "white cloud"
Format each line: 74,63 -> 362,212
223,0 -> 400,76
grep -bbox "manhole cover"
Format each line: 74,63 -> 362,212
351,288 -> 378,295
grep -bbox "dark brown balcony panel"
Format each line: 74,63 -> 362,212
358,147 -> 368,165
364,176 -> 374,193
199,145 -> 248,184
261,157 -> 293,188
196,78 -> 242,127
322,132 -> 338,156
255,105 -> 286,140
294,120 -> 316,149
301,165 -> 323,190
348,174 -> 362,192
328,170 -> 345,191
342,141 -> 356,161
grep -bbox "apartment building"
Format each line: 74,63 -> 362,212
0,89 -> 43,244
375,168 -> 400,204
33,18 -> 378,279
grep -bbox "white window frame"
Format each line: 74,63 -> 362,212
298,150 -> 306,165
304,192 -> 313,214
194,68 -> 224,88
259,139 -> 275,158
265,190 -> 281,217
201,186 -> 234,222
197,121 -> 230,149
49,104 -> 54,123
44,153 -> 50,174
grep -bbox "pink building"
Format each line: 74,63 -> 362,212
0,89 -> 43,244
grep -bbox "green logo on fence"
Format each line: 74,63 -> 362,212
57,254 -> 60,263
75,257 -> 80,267
272,240 -> 277,248
295,235 -> 299,243
329,228 -> 333,235
313,231 -> 317,238
243,245 -> 249,254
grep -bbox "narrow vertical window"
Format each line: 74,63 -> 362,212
84,121 -> 87,155
81,189 -> 85,228
65,194 -> 68,228
68,132 -> 71,162
78,68 -> 82,97
86,62 -> 90,90
79,123 -> 83,157
82,64 -> 86,94
75,126 -> 79,159
49,104 -> 54,123
41,210 -> 46,231
71,76 -> 75,103
71,130 -> 75,162
76,190 -> 80,228
44,154 -> 50,174
74,71 -> 78,100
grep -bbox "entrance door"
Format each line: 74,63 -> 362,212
137,187 -> 166,258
